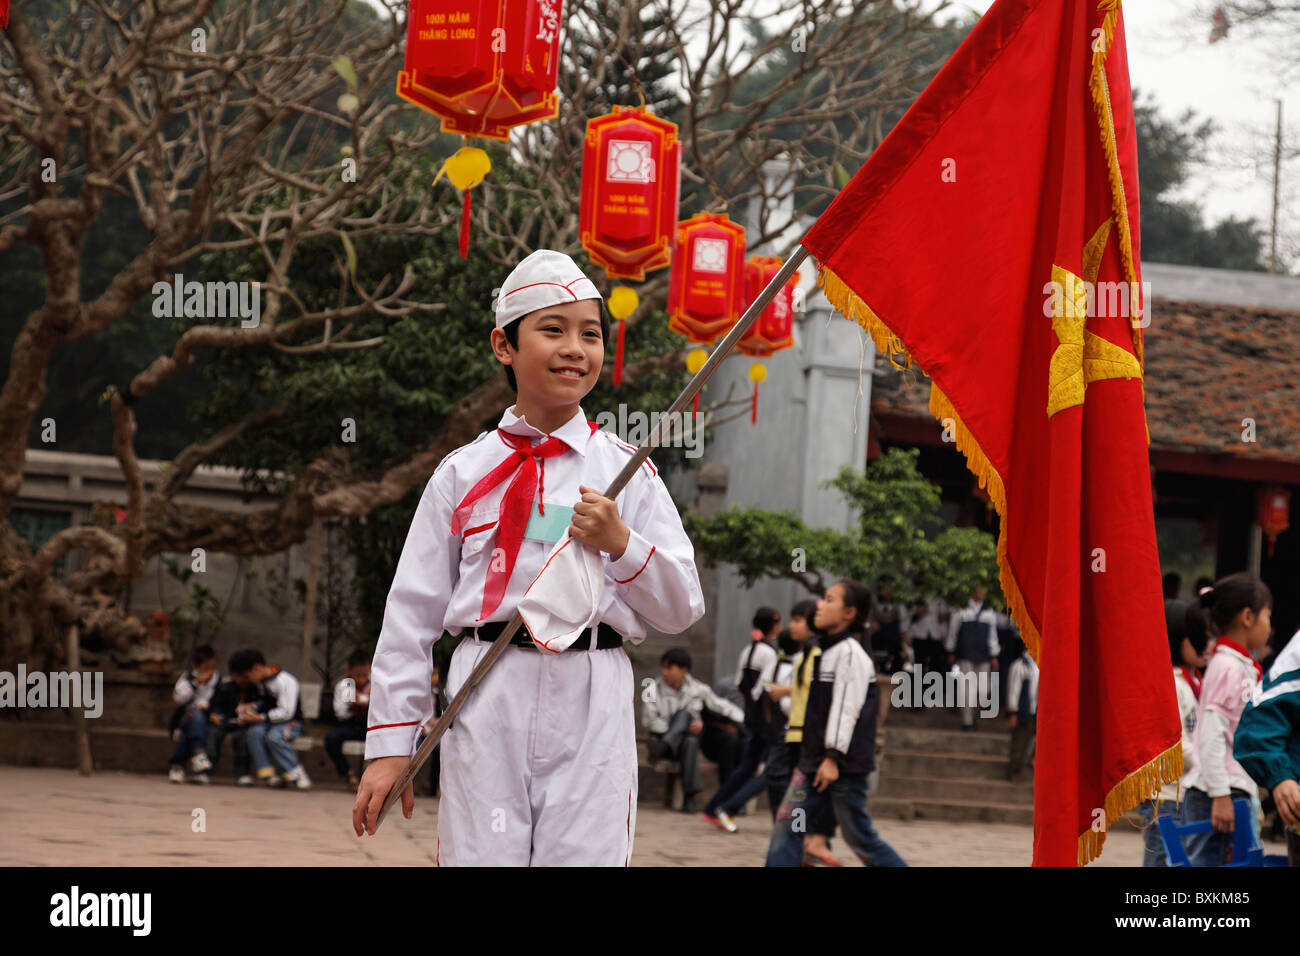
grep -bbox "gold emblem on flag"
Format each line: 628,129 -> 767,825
1046,218 -> 1142,418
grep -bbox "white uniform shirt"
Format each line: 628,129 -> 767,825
333,676 -> 368,721
640,672 -> 744,735
260,670 -> 301,723
172,669 -> 219,708
1006,654 -> 1039,715
906,600 -> 943,641
367,404 -> 705,759
1157,667 -> 1200,802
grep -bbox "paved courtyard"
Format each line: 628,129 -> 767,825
0,765 -> 1152,866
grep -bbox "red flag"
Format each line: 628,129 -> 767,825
800,0 -> 1180,865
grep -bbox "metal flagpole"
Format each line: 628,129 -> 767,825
372,242 -> 811,829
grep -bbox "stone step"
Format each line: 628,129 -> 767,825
882,748 -> 1019,781
883,708 -> 1006,731
869,795 -> 1035,826
875,773 -> 1033,804
883,725 -> 1012,757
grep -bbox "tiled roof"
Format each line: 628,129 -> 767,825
870,296 -> 1300,466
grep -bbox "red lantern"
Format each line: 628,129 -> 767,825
1257,485 -> 1290,557
397,1 -> 564,140
738,255 -> 797,357
667,212 -> 744,414
580,107 -> 681,281
667,213 -> 746,345
738,255 -> 798,424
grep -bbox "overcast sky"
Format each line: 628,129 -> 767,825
958,0 -> 1298,264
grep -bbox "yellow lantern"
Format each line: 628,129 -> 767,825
434,145 -> 492,258
747,362 -> 767,424
607,286 -> 639,386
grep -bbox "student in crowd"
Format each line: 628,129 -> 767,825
1235,626 -> 1300,866
642,648 -> 744,814
1133,600 -> 1211,863
326,650 -> 371,788
1138,599 -> 1214,865
766,580 -> 907,867
868,577 -> 904,675
946,586 -> 1000,731
229,649 -> 313,791
206,656 -> 267,785
905,598 -> 942,673
1183,573 -> 1273,865
167,645 -> 220,784
763,599 -> 841,863
701,607 -> 782,832
1004,643 -> 1039,782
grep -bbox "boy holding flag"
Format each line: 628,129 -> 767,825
352,250 -> 705,866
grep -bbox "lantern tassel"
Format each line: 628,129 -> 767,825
459,189 -> 472,259
751,380 -> 759,425
613,319 -> 626,387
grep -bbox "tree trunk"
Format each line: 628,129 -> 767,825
67,624 -> 93,776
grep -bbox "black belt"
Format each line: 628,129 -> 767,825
472,620 -> 624,651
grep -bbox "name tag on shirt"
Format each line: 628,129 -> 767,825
524,503 -> 574,544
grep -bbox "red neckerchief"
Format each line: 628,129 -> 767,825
450,423 -> 597,621
1177,665 -> 1202,700
1213,637 -> 1263,681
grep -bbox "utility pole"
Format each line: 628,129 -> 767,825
1269,100 -> 1282,274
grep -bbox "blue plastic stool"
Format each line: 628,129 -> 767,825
1157,797 -> 1287,866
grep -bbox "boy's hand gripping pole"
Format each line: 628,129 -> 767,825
372,244 -> 810,830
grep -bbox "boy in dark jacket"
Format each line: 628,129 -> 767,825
765,580 -> 907,867
206,658 -> 269,784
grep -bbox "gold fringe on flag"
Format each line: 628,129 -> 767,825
1079,740 -> 1184,865
1090,0 -> 1144,373
814,268 -> 913,370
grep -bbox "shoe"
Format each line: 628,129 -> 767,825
714,810 -> 739,833
191,773 -> 211,785
168,766 -> 185,784
701,812 -> 729,832
236,775 -> 255,786
188,752 -> 212,773
285,768 -> 312,791
264,773 -> 284,788
804,849 -> 845,867
680,796 -> 698,814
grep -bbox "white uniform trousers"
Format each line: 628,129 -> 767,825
436,636 -> 638,866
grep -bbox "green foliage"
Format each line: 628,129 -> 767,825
160,553 -> 227,657
685,447 -> 1001,606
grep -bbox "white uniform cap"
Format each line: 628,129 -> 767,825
494,249 -> 603,330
